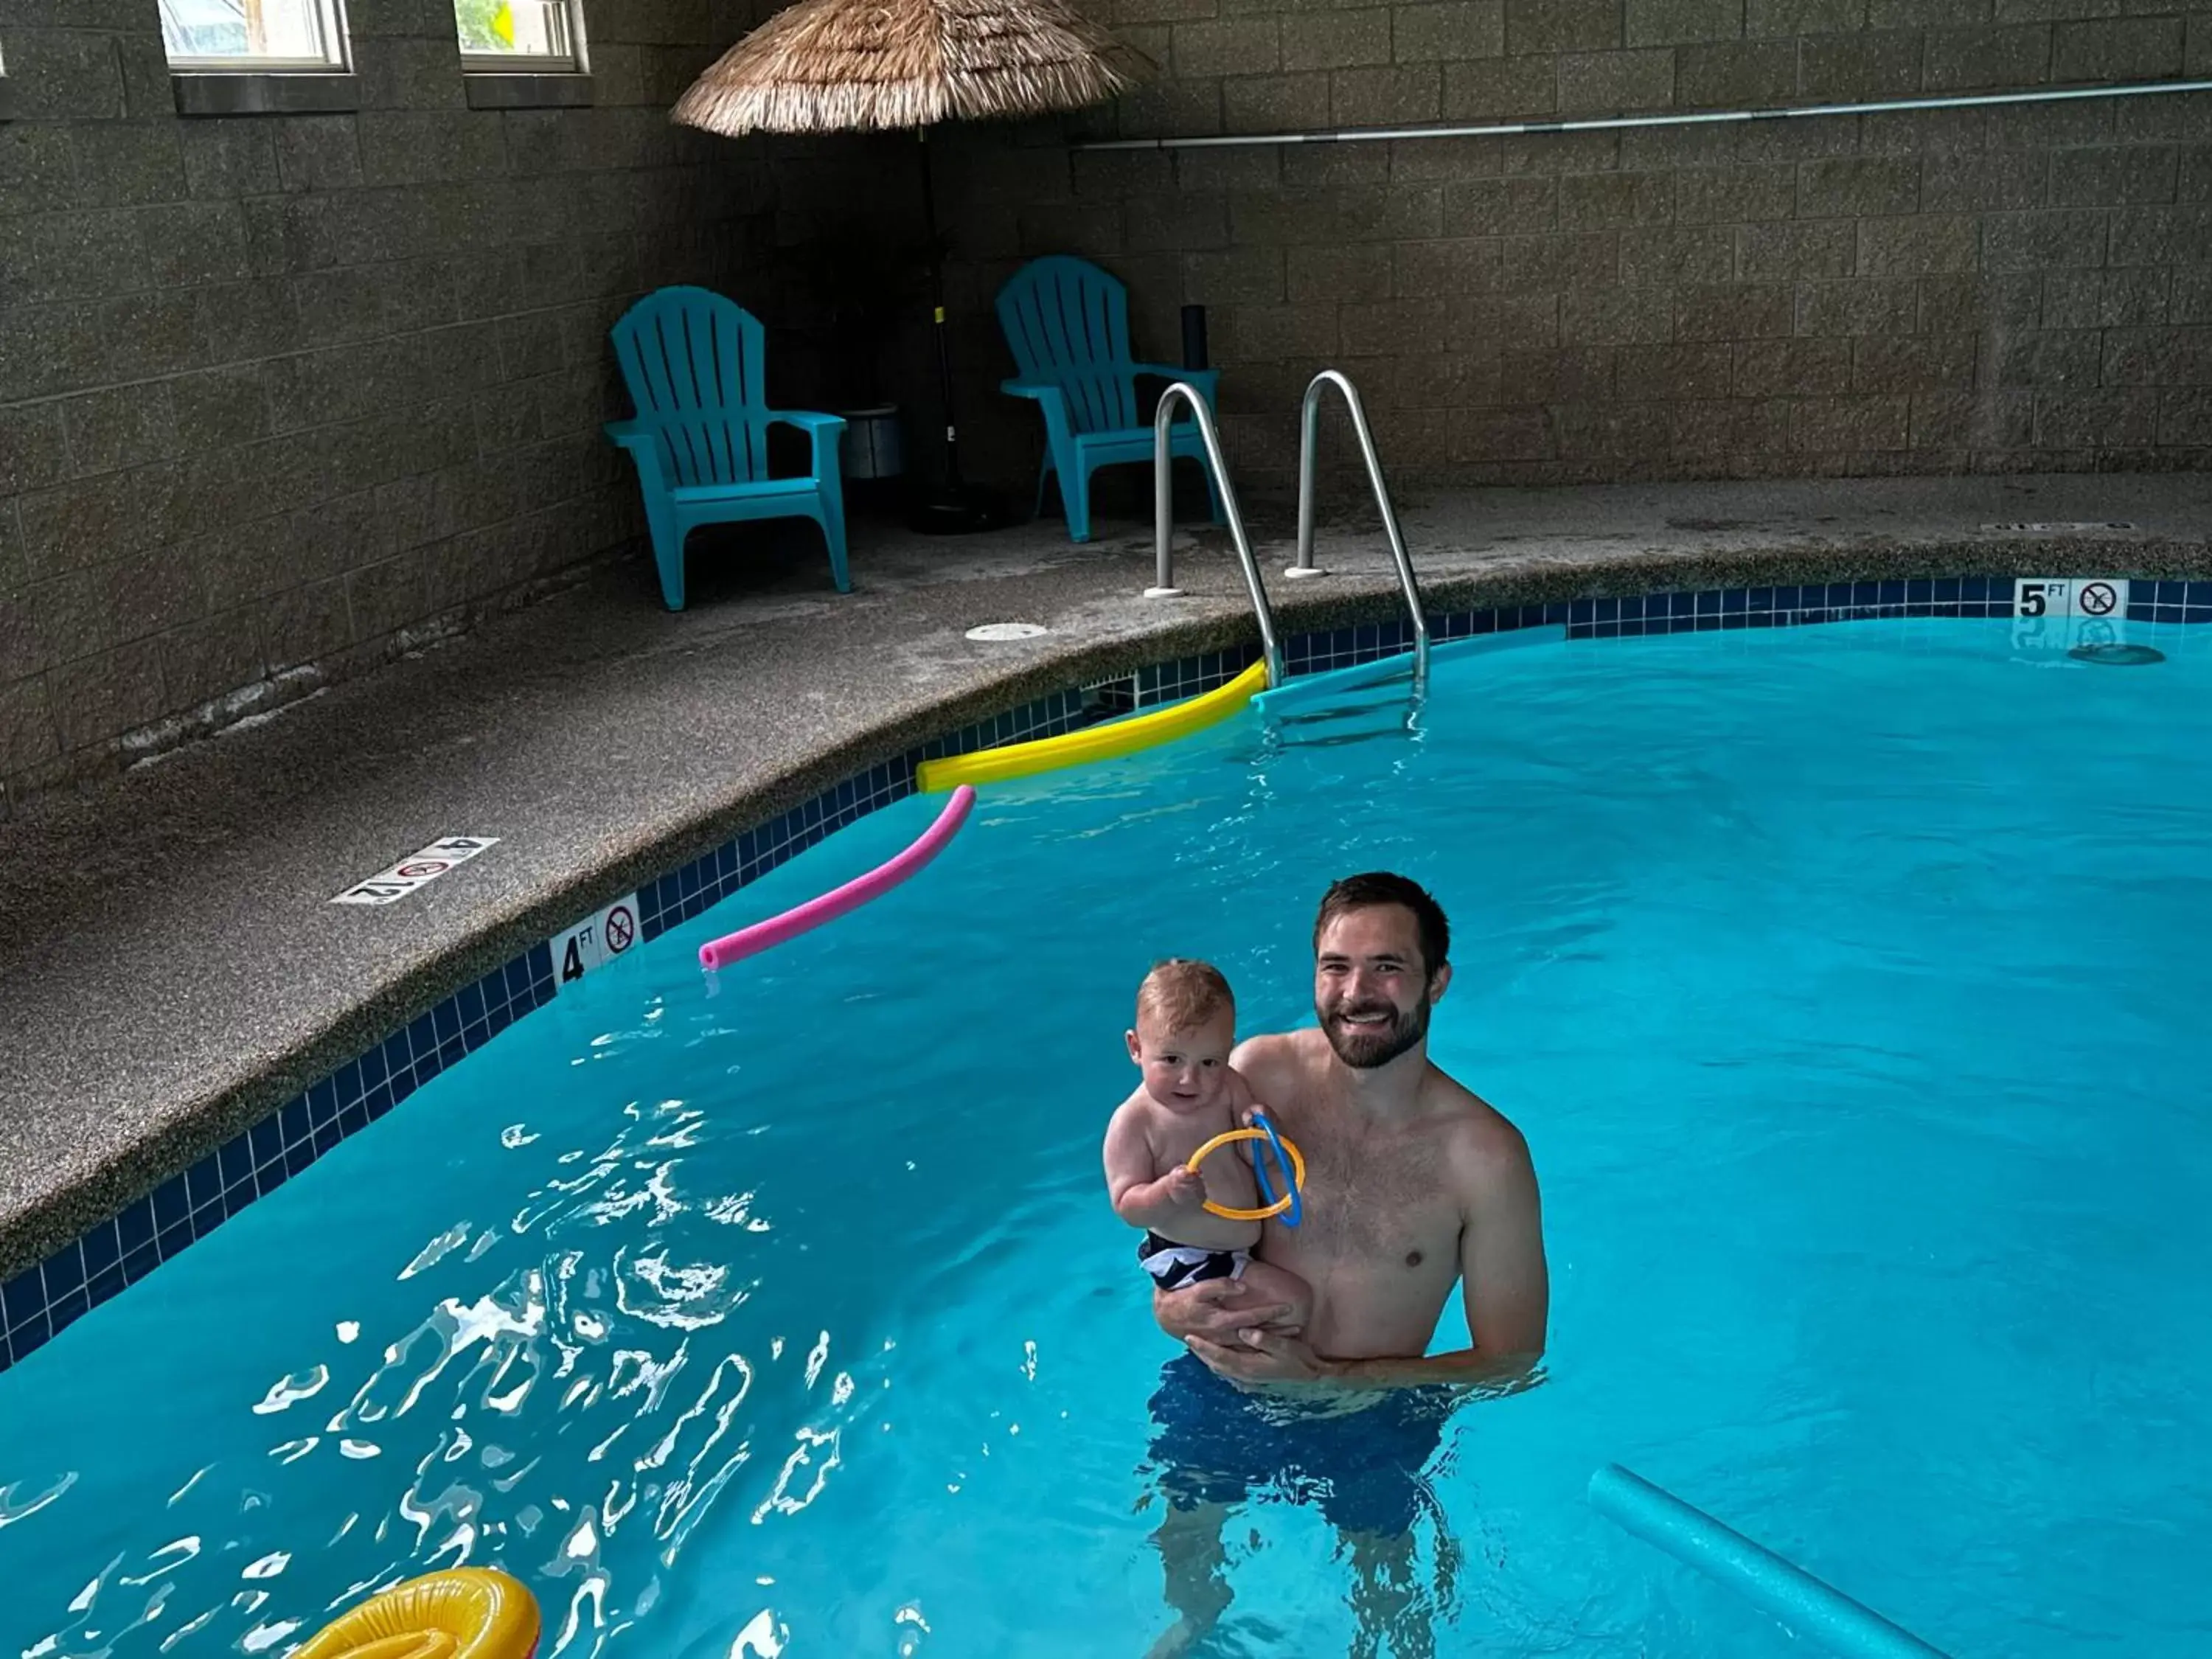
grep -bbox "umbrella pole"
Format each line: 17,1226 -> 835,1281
921,129 -> 964,493
908,128 -> 1004,535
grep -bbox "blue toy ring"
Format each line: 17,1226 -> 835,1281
1249,1110 -> 1304,1228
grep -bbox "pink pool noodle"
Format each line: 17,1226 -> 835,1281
698,785 -> 977,971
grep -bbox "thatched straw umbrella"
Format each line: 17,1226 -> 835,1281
673,0 -> 1145,135
673,0 -> 1148,532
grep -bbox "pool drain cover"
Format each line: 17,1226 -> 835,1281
965,622 -> 1049,641
2069,642 -> 2166,666
1981,521 -> 2140,532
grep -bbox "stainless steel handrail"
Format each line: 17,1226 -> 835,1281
1150,383 -> 1285,687
1294,369 -> 1429,684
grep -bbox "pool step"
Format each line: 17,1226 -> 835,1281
1265,668 -> 1423,748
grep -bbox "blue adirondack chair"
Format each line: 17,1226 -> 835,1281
605,286 -> 849,611
995,256 -> 1225,544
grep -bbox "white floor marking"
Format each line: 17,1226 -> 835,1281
331,838 -> 499,906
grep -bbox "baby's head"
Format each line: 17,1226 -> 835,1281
1127,959 -> 1237,1114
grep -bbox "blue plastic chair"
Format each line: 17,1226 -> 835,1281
605,286 -> 848,611
995,256 -> 1224,544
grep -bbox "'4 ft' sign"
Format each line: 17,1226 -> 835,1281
552,895 -> 640,990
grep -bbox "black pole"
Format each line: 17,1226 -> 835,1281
1181,304 -> 1209,372
907,128 -> 1001,532
918,128 -> 967,493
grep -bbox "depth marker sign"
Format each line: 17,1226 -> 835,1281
2013,577 -> 2132,655
2014,577 -> 2129,621
332,838 -> 500,906
552,894 -> 640,989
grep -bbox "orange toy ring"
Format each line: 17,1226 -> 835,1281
1185,1127 -> 1307,1222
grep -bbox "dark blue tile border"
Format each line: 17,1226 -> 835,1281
10,570 -> 2171,1374
0,939 -> 558,1372
1557,576 -> 2025,641
1290,604 -> 1569,676
1251,577 -> 2095,678
2127,578 -> 2212,625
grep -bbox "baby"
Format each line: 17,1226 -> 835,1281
1102,959 -> 1312,1331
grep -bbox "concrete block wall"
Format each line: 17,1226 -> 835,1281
933,1 -> 2212,495
0,0 -> 911,812
12,0 -> 2212,807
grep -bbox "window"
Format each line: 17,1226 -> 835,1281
159,0 -> 349,70
456,0 -> 584,72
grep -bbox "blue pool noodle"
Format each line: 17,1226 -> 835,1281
1587,1465 -> 1950,1659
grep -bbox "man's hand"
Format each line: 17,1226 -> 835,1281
1153,1276 -> 1296,1343
1185,1328 -> 1335,1385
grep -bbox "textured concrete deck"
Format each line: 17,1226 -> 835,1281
6,471 -> 2212,1279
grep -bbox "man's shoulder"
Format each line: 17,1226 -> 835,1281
1230,1027 -> 1320,1079
1424,1068 -> 1534,1183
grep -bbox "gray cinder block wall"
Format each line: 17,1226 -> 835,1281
10,1 -> 2212,810
933,1 -> 2212,494
0,0 -> 914,813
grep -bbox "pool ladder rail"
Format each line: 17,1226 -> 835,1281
1150,367 -> 1431,690
1149,381 -> 1285,686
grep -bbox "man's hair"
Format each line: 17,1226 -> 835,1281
1135,959 -> 1235,1033
1313,872 -> 1450,978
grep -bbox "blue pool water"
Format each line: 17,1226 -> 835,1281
4,617 -> 2211,1658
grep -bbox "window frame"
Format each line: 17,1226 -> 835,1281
457,0 -> 588,77
159,0 -> 353,74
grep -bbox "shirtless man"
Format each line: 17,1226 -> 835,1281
1142,872 -> 1549,1658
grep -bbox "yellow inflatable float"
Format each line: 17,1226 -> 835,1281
291,1568 -> 540,1659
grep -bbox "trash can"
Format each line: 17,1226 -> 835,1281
841,406 -> 905,481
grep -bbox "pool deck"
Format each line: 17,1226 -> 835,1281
6,470 -> 2212,1281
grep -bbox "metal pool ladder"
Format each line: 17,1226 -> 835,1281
1147,369 -> 1427,690
1149,381 -> 1285,686
1287,369 -> 1430,685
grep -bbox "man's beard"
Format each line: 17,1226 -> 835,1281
1321,994 -> 1430,1069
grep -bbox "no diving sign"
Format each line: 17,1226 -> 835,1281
2014,577 -> 2131,653
553,894 -> 641,990
332,838 -> 499,906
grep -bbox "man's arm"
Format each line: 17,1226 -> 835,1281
1322,1124 -> 1547,1386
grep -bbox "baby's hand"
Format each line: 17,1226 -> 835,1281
1161,1165 -> 1207,1207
